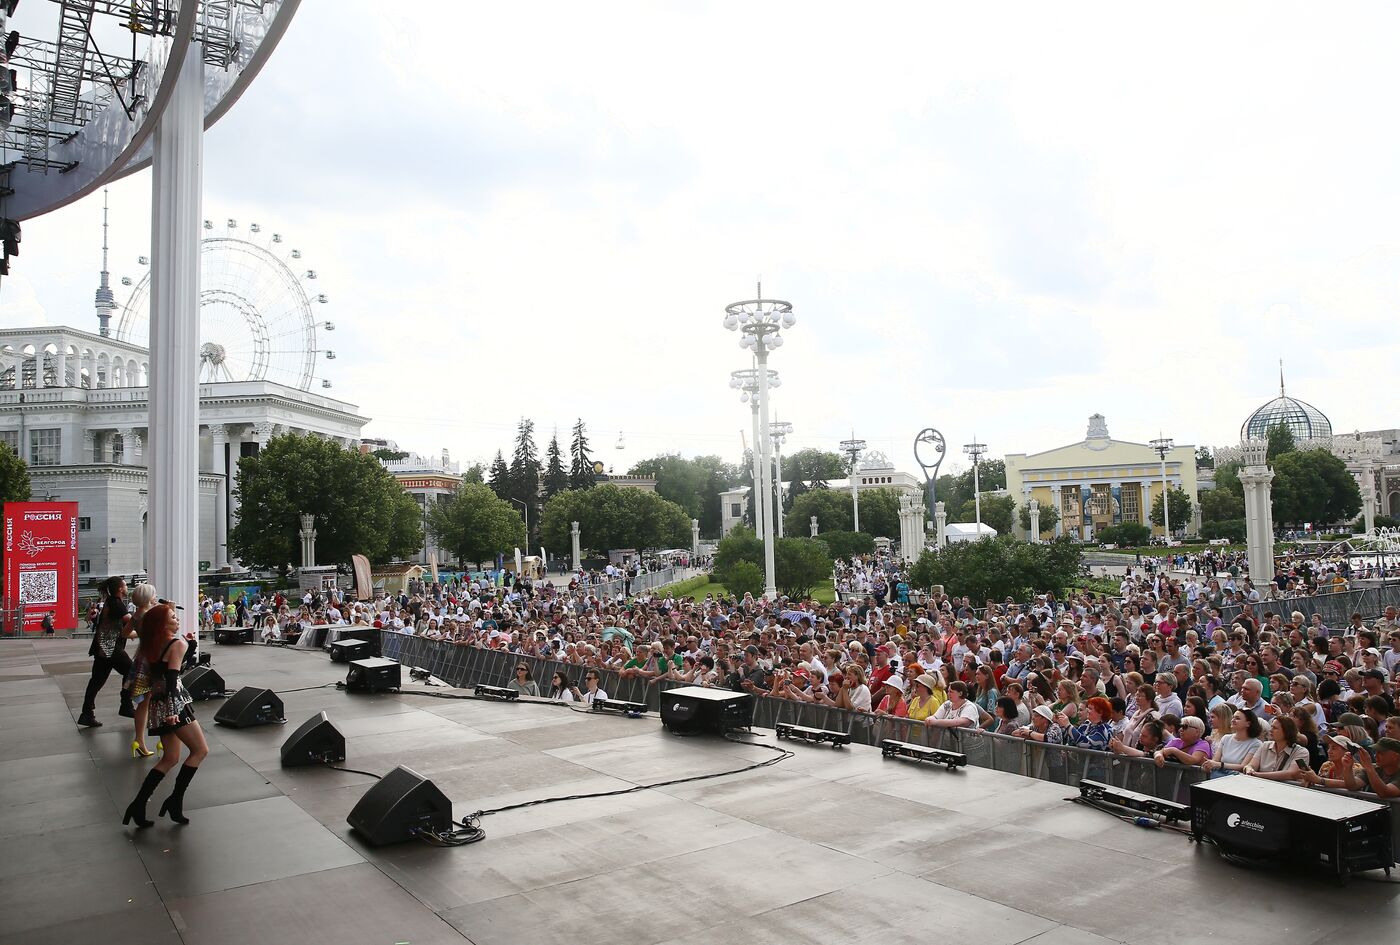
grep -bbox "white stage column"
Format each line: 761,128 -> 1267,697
147,50 -> 204,611
211,426 -> 228,568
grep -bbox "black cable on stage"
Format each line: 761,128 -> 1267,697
325,763 -> 383,780
276,682 -> 340,694
456,732 -> 792,836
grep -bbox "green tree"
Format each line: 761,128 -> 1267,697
543,433 -> 569,499
1199,486 -> 1244,523
775,537 -> 833,599
370,447 -> 408,462
1150,487 -> 1194,531
1195,446 -> 1215,469
1097,522 -> 1150,546
782,448 -> 846,487
1201,520 -> 1246,542
229,433 -> 422,569
907,536 -> 1082,602
461,463 -> 485,484
856,488 -> 903,538
507,418 -> 541,541
1018,501 -> 1060,538
1212,461 -> 1243,497
1266,424 -> 1297,462
956,494 -> 1016,535
785,488 -> 853,536
568,419 -> 595,490
1271,449 -> 1362,527
819,530 -> 875,560
538,485 -> 690,555
426,482 -> 527,566
628,453 -> 742,537
487,450 -> 510,497
0,441 -> 31,573
725,560 -> 765,599
711,526 -> 763,585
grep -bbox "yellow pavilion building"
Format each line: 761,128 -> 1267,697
1005,414 -> 1199,541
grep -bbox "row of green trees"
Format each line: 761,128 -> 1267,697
711,528 -> 833,599
907,536 -> 1084,603
1199,426 -> 1361,532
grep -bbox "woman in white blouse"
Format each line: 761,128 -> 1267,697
1202,708 -> 1263,778
1244,716 -> 1309,779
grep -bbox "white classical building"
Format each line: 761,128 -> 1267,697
830,450 -> 922,496
365,439 -> 464,566
0,325 -> 368,583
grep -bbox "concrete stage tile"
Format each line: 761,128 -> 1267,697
132,795 -> 364,899
167,862 -> 466,945
497,714 -> 655,749
16,905 -> 182,945
92,740 -> 282,813
1017,927 -> 1126,945
0,815 -> 143,882
463,773 -> 676,839
0,833 -> 164,938
0,776 -> 119,840
1004,798 -> 1196,863
654,870 -> 1058,945
0,675 -> 64,697
327,704 -> 466,739
545,727 -> 788,783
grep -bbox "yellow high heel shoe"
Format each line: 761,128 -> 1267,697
131,740 -> 155,759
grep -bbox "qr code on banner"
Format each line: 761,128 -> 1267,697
18,570 -> 59,605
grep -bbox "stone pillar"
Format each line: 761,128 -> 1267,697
1357,462 -> 1376,534
570,520 -> 581,571
934,501 -> 947,549
252,421 -> 276,449
299,513 -> 317,569
1240,439 -> 1275,583
1028,498 -> 1040,542
117,427 -> 136,465
810,515 -> 819,537
690,518 -> 700,556
147,49 -> 204,613
211,426 -> 229,568
55,349 -> 67,387
1050,485 -> 1063,538
1140,481 -> 1151,527
82,430 -> 95,464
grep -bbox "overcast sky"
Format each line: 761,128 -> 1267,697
5,2 -> 1398,476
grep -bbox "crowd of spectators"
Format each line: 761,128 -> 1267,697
224,551 -> 1400,802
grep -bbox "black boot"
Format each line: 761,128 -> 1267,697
122,769 -> 166,828
76,710 -> 103,728
159,765 -> 199,825
118,691 -> 135,719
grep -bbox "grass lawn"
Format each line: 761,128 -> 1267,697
673,577 -> 837,605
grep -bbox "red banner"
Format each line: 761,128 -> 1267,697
3,502 -> 79,632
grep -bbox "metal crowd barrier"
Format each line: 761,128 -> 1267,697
379,634 -> 1208,802
1216,583 -> 1400,629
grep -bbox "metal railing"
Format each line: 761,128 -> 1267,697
1215,583 -> 1400,629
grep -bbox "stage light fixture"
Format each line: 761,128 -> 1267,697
1079,779 -> 1189,823
474,684 -> 519,701
775,722 -> 850,748
592,698 -> 647,715
880,739 -> 967,770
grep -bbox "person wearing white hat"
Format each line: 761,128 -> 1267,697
874,674 -> 907,716
1012,704 -> 1066,744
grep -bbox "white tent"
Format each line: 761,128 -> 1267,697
945,522 -> 997,543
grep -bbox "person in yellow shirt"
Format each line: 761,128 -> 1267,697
907,673 -> 946,722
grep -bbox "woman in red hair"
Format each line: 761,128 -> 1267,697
1065,696 -> 1115,751
122,604 -> 210,828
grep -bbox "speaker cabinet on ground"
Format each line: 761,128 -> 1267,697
213,686 -> 285,728
215,627 -> 253,645
347,765 -> 452,846
346,657 -> 401,693
328,638 -> 369,663
182,666 -> 226,701
280,711 -> 346,767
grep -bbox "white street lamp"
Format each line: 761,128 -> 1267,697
840,435 -> 867,532
963,438 -> 988,537
724,287 -> 795,600
770,420 -> 793,538
730,366 -> 780,544
1150,436 -> 1175,542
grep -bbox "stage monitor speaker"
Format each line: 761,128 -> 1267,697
182,666 -> 226,701
660,685 -> 754,734
213,686 -> 285,728
334,627 -> 381,657
328,638 -> 369,663
346,657 -> 401,693
347,765 -> 452,846
215,626 -> 253,645
281,711 -> 346,767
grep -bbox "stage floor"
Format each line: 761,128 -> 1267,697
2,639 -> 1398,945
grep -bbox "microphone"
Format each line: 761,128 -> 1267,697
157,598 -> 186,610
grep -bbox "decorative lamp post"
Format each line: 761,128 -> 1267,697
841,435 -> 867,532
770,420 -> 793,538
914,428 -> 947,518
729,366 -> 781,542
1149,436 -> 1174,541
963,438 -> 988,536
724,287 -> 795,600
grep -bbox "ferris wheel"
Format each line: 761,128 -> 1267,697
115,220 -> 335,391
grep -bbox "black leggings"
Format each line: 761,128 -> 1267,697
81,649 -> 133,715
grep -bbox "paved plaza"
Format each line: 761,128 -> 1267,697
2,638 -> 1398,945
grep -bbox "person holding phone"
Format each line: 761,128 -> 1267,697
576,671 -> 608,705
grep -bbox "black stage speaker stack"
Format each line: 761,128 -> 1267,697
213,686 -> 286,728
1190,775 -> 1393,880
346,657 -> 402,693
328,638 -> 369,663
347,765 -> 453,846
660,685 -> 754,735
181,665 -> 227,701
280,711 -> 346,767
215,626 -> 253,645
330,627 -> 381,658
